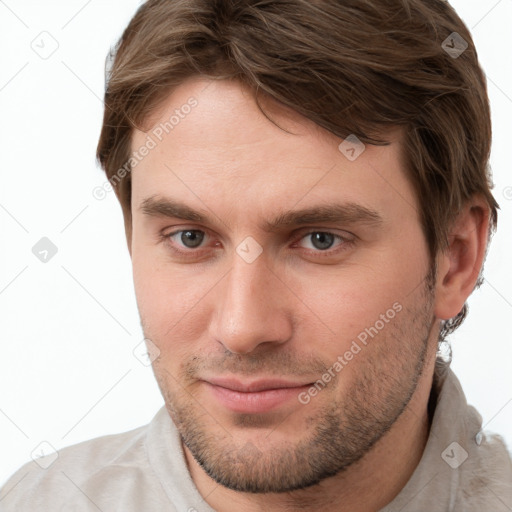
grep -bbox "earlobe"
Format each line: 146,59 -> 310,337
434,200 -> 490,321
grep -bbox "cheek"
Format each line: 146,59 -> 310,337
298,252 -> 427,357
295,283 -> 391,359
131,241 -> 216,358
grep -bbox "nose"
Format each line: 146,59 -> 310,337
209,252 -> 293,354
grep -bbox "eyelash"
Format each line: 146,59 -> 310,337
161,228 -> 355,259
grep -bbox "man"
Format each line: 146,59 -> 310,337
1,0 -> 511,510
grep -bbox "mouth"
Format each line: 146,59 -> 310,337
201,377 -> 314,414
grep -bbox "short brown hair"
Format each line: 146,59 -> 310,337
96,0 -> 498,340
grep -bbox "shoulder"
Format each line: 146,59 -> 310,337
458,424 -> 512,510
438,368 -> 512,508
0,422 -> 162,511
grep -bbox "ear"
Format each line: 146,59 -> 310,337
434,197 -> 490,320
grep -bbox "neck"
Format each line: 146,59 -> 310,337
184,357 -> 435,512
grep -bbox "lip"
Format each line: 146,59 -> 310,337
202,377 -> 313,414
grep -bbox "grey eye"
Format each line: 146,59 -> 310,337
309,232 -> 335,250
179,230 -> 205,248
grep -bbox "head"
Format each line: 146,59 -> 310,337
96,0 -> 498,494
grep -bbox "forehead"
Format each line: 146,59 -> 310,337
129,78 -> 417,226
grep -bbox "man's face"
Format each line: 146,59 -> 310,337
130,78 -> 437,492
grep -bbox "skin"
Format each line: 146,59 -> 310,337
129,77 -> 489,512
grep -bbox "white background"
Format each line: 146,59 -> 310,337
1,0 -> 511,487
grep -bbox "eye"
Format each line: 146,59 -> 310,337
167,229 -> 207,250
301,232 -> 337,251
295,231 -> 353,254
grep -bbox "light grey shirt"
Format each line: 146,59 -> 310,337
1,365 -> 511,511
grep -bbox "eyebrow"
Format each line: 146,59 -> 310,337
140,195 -> 383,231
